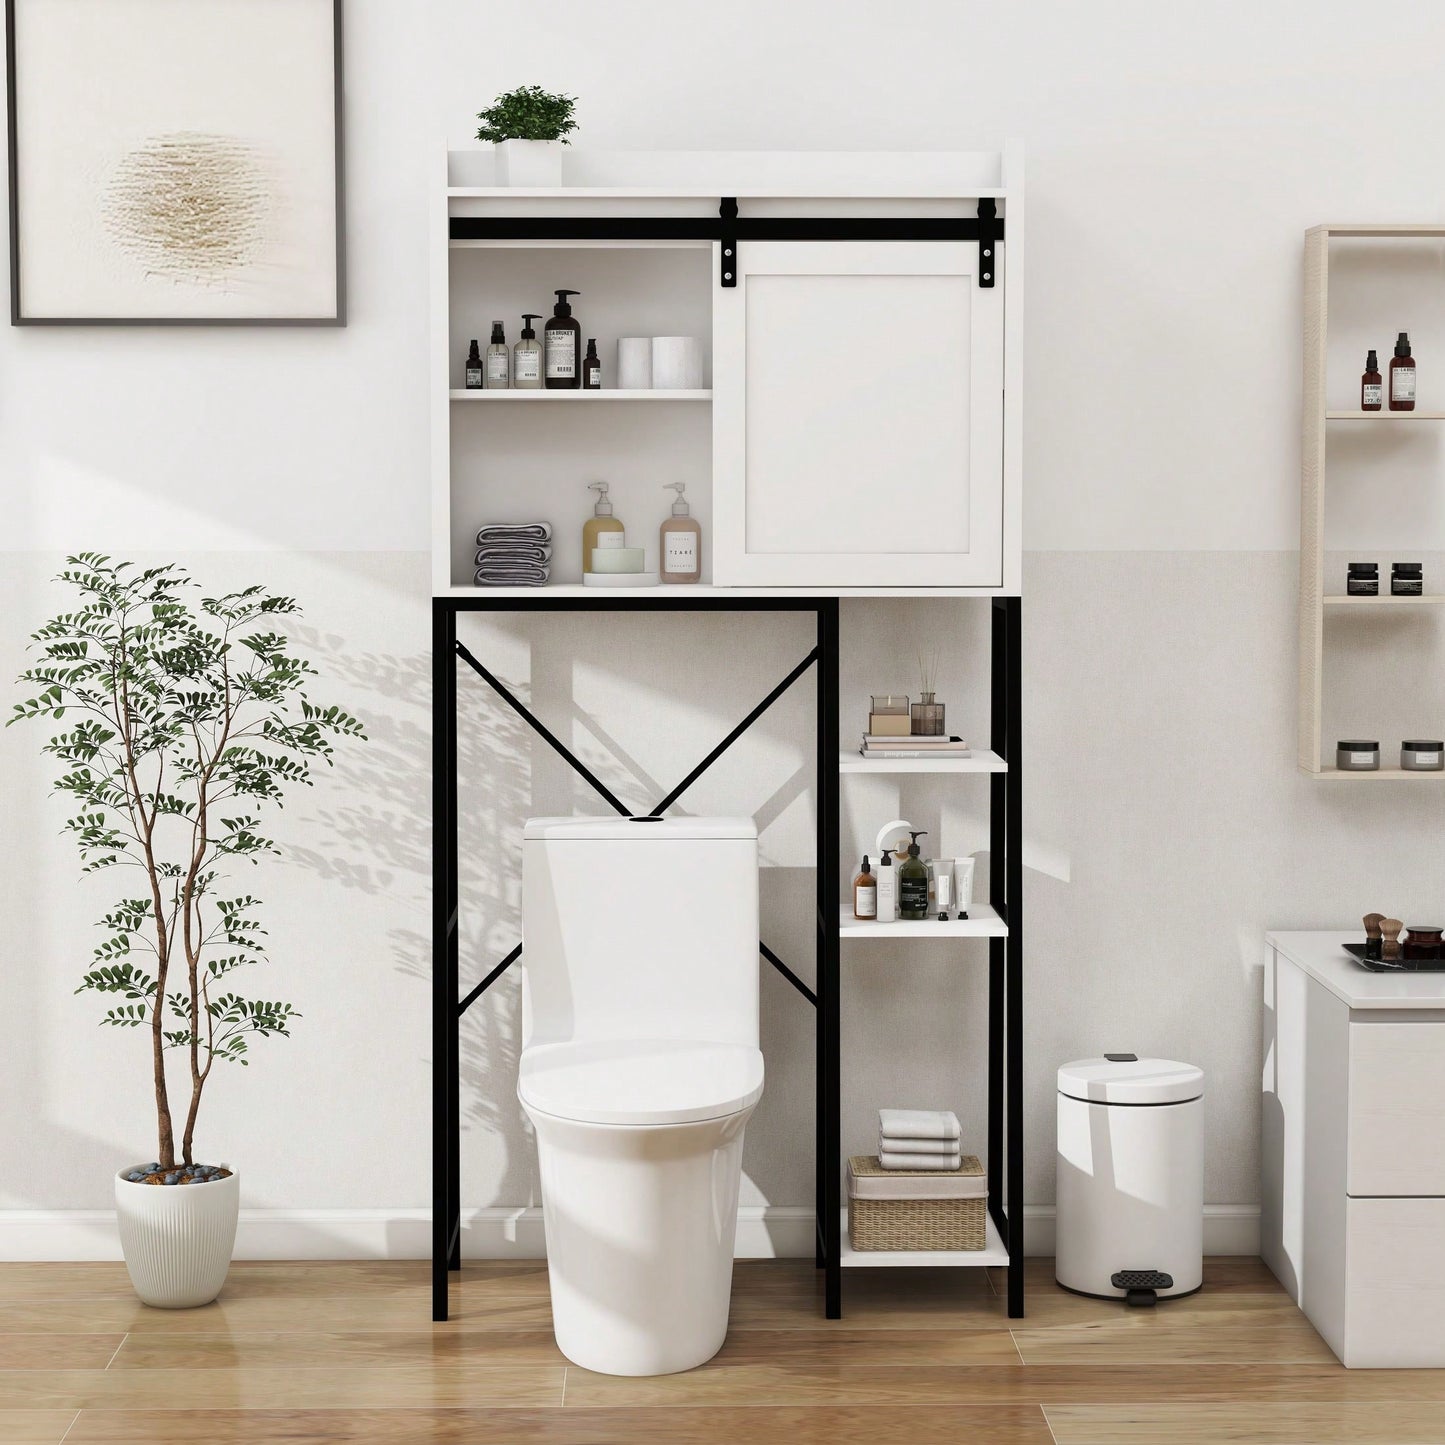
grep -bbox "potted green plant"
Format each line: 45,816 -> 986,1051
10,555 -> 364,1307
475,84 -> 578,187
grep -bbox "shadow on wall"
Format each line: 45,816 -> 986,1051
452,609 -> 820,1213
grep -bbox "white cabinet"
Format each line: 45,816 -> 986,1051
712,241 -> 1004,589
433,148 -> 1022,597
1262,931 -> 1445,1367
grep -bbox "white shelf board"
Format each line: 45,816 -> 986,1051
449,389 -> 711,402
840,1209 -> 1009,1268
839,904 -> 1006,939
437,585 -> 1026,600
839,749 -> 1006,774
1325,409 -> 1445,420
1309,766 -> 1445,781
1323,594 -> 1445,606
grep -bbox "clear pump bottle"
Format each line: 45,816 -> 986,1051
485,321 -> 509,389
514,314 -> 542,389
659,482 -> 702,583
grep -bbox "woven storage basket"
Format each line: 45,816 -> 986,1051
847,1154 -> 986,1251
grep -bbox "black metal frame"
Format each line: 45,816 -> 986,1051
432,594 -> 1022,1323
432,195 -> 1019,1324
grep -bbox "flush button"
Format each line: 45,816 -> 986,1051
1104,1052 -> 1138,1063
629,816 -> 665,823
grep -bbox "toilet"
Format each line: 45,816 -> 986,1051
519,815 -> 763,1376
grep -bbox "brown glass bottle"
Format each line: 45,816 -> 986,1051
1389,332 -> 1416,411
1361,349 -> 1382,411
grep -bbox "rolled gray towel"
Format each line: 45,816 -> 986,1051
476,522 -> 552,546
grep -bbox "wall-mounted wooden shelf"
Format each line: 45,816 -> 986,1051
1325,410 -> 1445,420
1316,767 -> 1445,781
1298,222 -> 1445,778
1323,594 -> 1445,607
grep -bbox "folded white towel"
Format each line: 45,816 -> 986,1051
879,1109 -> 961,1141
879,1149 -> 963,1171
879,1133 -> 960,1156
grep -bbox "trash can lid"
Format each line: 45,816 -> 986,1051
1057,1056 -> 1204,1106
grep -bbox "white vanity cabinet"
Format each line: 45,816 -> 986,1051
1262,932 -> 1445,1367
711,240 -> 1004,588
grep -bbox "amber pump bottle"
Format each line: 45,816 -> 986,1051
1361,350 -> 1382,411
1390,332 -> 1416,411
582,338 -> 602,390
545,289 -> 581,389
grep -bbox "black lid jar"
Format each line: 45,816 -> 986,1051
1347,562 -> 1379,595
1336,739 -> 1381,771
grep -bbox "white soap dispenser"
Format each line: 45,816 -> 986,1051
659,482 -> 702,584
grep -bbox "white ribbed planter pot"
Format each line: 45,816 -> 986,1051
115,1165 -> 239,1308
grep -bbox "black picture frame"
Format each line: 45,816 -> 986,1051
5,0 -> 346,326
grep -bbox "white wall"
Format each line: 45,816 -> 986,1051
5,0 -> 1445,1254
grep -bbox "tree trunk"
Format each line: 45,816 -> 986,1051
181,1071 -> 205,1168
153,1014 -> 175,1169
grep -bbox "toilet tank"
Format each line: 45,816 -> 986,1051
522,816 -> 759,1050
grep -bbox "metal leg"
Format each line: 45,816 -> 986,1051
988,604 -> 1007,1238
1002,597 -> 1024,1319
432,601 -> 457,1321
816,600 -> 842,1318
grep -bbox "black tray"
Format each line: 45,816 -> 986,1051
1343,941 -> 1445,972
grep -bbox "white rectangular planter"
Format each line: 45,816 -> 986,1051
494,140 -> 564,188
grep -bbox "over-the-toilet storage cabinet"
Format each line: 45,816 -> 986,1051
430,147 -> 1025,1325
432,148 -> 1021,596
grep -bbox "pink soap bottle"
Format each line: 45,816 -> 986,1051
659,483 -> 701,584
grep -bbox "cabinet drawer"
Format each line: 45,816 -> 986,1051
1344,1197 -> 1445,1367
1348,1021 -> 1445,1196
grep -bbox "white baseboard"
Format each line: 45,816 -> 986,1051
1020,1204 -> 1260,1258
0,1202 -> 1259,1262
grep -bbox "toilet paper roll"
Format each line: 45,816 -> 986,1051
650,336 -> 705,390
617,338 -> 652,390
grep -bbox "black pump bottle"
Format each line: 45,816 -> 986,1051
545,289 -> 581,389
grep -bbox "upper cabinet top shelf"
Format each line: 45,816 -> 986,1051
445,148 -> 1015,200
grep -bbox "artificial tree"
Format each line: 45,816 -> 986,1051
475,84 -> 579,144
10,555 -> 364,1171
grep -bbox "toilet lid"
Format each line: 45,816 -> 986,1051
519,1039 -> 765,1126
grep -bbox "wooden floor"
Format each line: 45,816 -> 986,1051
0,1256 -> 1442,1442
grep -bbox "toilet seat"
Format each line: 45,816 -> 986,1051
519,1039 -> 764,1126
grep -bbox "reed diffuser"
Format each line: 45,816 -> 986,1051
911,650 -> 945,736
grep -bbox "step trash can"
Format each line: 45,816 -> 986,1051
1055,1055 -> 1204,1306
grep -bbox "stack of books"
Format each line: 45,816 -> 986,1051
859,734 -> 970,760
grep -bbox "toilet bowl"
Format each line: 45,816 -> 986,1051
520,1039 -> 763,1375
520,816 -> 762,1376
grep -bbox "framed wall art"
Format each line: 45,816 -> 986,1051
6,0 -> 344,324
